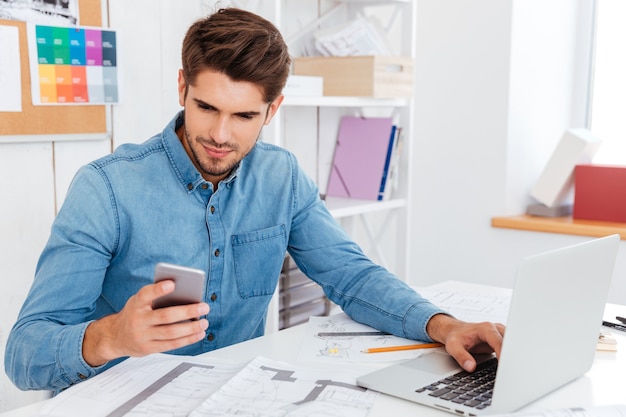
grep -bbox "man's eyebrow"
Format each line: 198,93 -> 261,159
192,98 -> 214,108
192,98 -> 262,116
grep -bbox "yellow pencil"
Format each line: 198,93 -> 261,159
361,342 -> 444,354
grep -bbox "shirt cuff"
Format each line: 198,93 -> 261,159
57,321 -> 106,386
403,302 -> 451,342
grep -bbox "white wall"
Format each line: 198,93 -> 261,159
411,0 -> 513,287
1,0 -> 624,412
409,0 -> 626,306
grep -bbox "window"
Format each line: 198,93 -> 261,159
589,0 -> 626,164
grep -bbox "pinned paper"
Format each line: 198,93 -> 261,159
0,25 -> 22,112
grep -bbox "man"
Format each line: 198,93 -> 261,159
5,8 -> 504,392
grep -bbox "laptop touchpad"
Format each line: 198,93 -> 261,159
400,351 -> 460,374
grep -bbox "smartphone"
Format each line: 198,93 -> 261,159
152,262 -> 206,310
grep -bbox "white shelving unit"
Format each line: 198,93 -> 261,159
257,0 -> 418,333
325,196 -> 407,218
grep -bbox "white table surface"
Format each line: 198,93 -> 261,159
2,304 -> 624,416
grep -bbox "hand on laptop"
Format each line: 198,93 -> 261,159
426,313 -> 505,372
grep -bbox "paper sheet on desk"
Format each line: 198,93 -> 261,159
414,280 -> 512,324
298,312 -> 435,363
38,353 -> 377,417
40,354 -> 245,417
487,405 -> 626,417
189,356 -> 377,417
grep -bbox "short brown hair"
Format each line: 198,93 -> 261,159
181,8 -> 291,103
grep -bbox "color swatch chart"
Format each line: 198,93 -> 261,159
27,24 -> 119,105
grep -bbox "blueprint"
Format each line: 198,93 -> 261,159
39,354 -> 377,417
189,356 -> 377,417
298,313 -> 433,363
414,280 -> 511,324
40,354 -> 244,417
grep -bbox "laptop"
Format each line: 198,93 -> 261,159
357,234 -> 619,415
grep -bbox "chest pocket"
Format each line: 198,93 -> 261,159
231,224 -> 287,298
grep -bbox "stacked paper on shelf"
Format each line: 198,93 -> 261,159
312,16 -> 393,57
283,75 -> 323,97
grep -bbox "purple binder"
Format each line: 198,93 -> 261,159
327,116 -> 394,200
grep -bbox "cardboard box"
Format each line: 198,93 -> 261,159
293,55 -> 413,98
573,164 -> 626,223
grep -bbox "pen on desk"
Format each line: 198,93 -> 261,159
317,331 -> 390,337
361,342 -> 444,354
602,320 -> 626,333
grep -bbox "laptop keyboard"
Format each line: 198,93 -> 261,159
415,357 -> 498,410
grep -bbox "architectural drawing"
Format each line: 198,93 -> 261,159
190,356 -> 377,417
298,313 -> 428,363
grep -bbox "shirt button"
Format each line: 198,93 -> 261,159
210,205 -> 215,214
207,332 -> 215,341
214,249 -> 220,257
187,183 -> 193,190
201,183 -> 208,190
210,293 -> 217,302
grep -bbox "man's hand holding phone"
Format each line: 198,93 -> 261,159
152,262 -> 207,310
82,263 -> 209,367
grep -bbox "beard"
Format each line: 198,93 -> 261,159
184,129 -> 242,178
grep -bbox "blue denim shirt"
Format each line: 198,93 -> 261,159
5,112 -> 446,391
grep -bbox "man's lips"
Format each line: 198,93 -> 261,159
203,146 -> 231,159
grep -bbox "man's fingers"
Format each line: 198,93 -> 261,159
449,349 -> 478,372
151,303 -> 210,325
152,317 -> 209,341
138,280 -> 175,303
476,322 -> 504,357
443,321 -> 505,372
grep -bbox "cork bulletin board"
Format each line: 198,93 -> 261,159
0,0 -> 107,136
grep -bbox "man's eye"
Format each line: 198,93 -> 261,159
238,114 -> 254,120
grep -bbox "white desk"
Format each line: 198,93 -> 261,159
2,304 -> 624,416
205,308 -> 626,416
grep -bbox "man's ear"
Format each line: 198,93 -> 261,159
177,69 -> 187,107
264,95 -> 284,125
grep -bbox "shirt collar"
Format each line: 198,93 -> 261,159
162,111 -> 241,192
